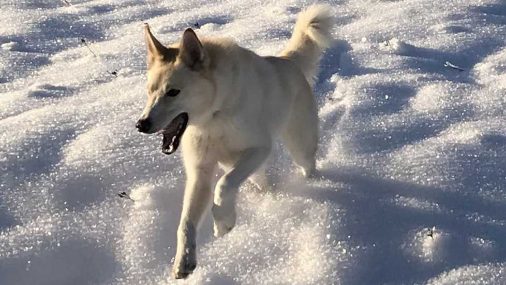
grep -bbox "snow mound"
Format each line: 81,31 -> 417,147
427,263 -> 506,285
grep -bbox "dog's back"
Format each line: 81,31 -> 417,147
197,5 -> 333,142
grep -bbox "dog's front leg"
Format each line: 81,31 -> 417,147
173,162 -> 215,279
213,147 -> 270,237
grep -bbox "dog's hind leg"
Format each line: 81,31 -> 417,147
213,146 -> 271,237
282,90 -> 318,177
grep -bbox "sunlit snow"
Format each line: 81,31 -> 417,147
0,0 -> 505,284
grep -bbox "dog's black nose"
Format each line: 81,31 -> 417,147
136,118 -> 151,133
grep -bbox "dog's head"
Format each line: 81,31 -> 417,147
136,25 -> 215,154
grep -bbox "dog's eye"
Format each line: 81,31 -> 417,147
165,89 -> 180,97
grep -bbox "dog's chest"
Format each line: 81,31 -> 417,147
192,121 -> 255,163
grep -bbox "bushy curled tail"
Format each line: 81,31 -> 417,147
280,4 -> 334,86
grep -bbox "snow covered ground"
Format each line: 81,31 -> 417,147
1,0 -> 505,284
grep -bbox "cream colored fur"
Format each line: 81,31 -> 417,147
137,4 -> 333,279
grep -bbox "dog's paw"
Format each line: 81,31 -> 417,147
172,250 -> 197,279
212,203 -> 236,237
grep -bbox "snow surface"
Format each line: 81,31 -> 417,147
1,0 -> 505,284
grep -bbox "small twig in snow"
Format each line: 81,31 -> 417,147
444,61 -> 465,72
118,191 -> 135,202
427,227 -> 435,239
80,38 -> 98,57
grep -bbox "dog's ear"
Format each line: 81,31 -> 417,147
144,23 -> 176,67
179,28 -> 205,70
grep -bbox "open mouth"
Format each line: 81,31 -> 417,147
161,112 -> 188,155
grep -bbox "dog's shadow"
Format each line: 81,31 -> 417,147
281,167 -> 506,284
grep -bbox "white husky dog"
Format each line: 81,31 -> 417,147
136,5 -> 333,279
